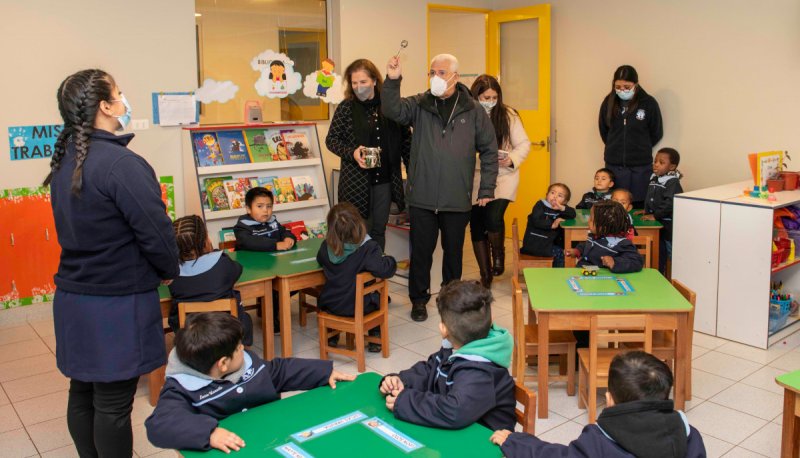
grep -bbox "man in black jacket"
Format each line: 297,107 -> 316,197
383,53 -> 498,322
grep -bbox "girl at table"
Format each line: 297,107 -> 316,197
316,203 -> 397,352
569,200 -> 643,273
168,215 -> 253,346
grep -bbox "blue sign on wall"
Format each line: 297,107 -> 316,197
8,124 -> 63,161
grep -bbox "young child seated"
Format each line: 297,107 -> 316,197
576,168 -> 616,209
521,183 -> 576,267
568,201 -> 643,273
491,351 -> 706,457
168,215 -> 253,345
611,188 -> 636,240
636,147 -> 683,273
145,312 -> 353,453
233,187 -> 298,333
317,203 -> 397,352
379,280 -> 515,430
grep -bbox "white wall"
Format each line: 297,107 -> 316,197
491,0 -> 800,194
429,10 -> 488,84
0,0 -> 197,215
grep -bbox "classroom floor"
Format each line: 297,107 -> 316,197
0,242 -> 796,457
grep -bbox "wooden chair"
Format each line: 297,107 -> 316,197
514,382 -> 537,434
298,286 -> 321,327
578,314 -> 653,423
511,218 -> 554,294
317,272 -> 390,372
631,235 -> 652,269
511,275 -> 576,395
218,240 -> 236,251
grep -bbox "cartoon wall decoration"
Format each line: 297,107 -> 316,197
251,50 -> 302,99
195,78 -> 239,104
302,58 -> 344,104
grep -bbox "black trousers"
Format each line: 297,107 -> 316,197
67,377 -> 139,458
605,163 -> 652,206
365,182 -> 392,251
408,206 -> 471,304
469,198 -> 511,241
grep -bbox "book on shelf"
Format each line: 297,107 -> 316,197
305,219 -> 328,239
273,177 -> 297,203
249,176 -> 278,195
223,178 -> 253,210
284,220 -> 308,240
219,229 -> 236,243
292,176 -> 317,201
281,131 -> 311,159
267,131 -> 290,161
191,132 -> 224,167
216,130 -> 251,165
204,176 -> 232,211
243,129 -> 273,163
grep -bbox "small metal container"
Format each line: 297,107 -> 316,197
363,147 -> 382,169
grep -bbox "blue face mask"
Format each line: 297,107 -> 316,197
111,94 -> 132,131
616,88 -> 635,101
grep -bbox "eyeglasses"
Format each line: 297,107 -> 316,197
428,69 -> 450,77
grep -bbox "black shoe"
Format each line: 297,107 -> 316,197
273,322 -> 281,336
388,295 -> 392,304
368,343 -> 382,353
410,302 -> 428,322
328,335 -> 339,348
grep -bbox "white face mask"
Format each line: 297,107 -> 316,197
480,100 -> 497,113
354,85 -> 374,101
616,88 -> 635,101
430,73 -> 455,97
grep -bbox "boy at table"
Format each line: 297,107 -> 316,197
145,313 -> 354,453
491,351 -> 706,457
379,280 -> 516,430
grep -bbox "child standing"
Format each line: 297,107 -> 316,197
145,313 -> 354,452
636,147 -> 683,272
491,351 -> 706,457
168,215 -> 253,346
379,280 -> 515,431
521,183 -> 576,267
569,201 -> 643,273
611,188 -> 637,240
317,203 -> 397,352
576,168 -> 615,209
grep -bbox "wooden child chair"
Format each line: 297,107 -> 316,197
578,314 -> 653,423
631,235 -> 652,269
511,275 -> 576,395
514,382 -> 537,434
317,272 -> 390,372
511,218 -> 554,291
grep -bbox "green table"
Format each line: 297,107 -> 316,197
560,208 -> 662,269
181,372 -> 501,458
523,268 -> 692,418
776,369 -> 800,457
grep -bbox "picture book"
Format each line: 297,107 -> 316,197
273,177 -> 297,203
204,176 -> 232,211
219,229 -> 236,243
267,131 -> 290,161
216,130 -> 251,164
282,131 -> 311,159
250,176 -> 278,194
243,129 -> 273,163
292,176 -> 317,201
191,132 -> 224,167
283,221 -> 308,240
305,219 -> 328,239
223,178 -> 250,210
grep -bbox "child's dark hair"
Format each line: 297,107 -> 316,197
436,280 -> 492,346
590,201 -> 630,238
608,351 -> 673,404
245,187 -> 273,208
173,215 -> 209,263
657,147 -> 680,167
326,202 -> 366,257
43,69 -> 115,195
268,60 -> 287,81
548,182 -> 572,203
612,188 -> 634,204
175,312 -> 243,374
604,65 -> 643,129
596,167 -> 616,183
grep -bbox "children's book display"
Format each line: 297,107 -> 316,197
200,174 -> 322,211
191,127 -> 316,167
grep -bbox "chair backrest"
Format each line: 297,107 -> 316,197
178,298 -> 238,328
589,314 -> 653,377
511,276 -> 525,383
353,272 -> 389,320
514,382 -> 537,434
631,235 -> 652,268
219,240 -> 236,251
670,278 -> 696,342
511,218 -> 523,279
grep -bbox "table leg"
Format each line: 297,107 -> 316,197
781,389 -> 800,458
564,230 -> 576,268
277,277 -> 293,357
538,312 -> 550,418
651,230 -> 660,270
262,279 -> 274,360
673,312 -> 687,411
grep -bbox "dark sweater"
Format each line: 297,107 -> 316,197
644,172 -> 683,241
50,130 -> 179,295
599,88 -> 664,167
574,236 -> 644,273
521,200 -> 576,257
576,189 -> 612,210
233,214 -> 296,251
316,237 -> 397,316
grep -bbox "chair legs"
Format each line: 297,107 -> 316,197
148,365 -> 166,407
567,347 -> 576,397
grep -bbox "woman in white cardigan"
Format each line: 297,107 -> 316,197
470,75 -> 530,288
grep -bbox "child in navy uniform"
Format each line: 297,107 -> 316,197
491,351 -> 706,457
611,188 -> 636,240
576,168 -> 615,209
379,280 -> 516,431
168,215 -> 253,345
636,147 -> 683,272
569,201 -> 643,273
521,183 -> 576,267
317,203 -> 397,351
145,313 -> 354,453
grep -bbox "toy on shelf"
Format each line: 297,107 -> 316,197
581,265 -> 600,277
769,282 -> 794,333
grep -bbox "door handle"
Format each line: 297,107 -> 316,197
532,140 -> 546,147
532,136 -> 551,152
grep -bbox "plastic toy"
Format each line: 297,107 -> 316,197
581,265 -> 600,276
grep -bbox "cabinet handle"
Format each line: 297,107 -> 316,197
11,280 -> 16,292
10,233 -> 13,246
45,228 -> 49,241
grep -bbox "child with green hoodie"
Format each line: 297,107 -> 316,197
316,203 -> 397,352
378,280 -> 516,430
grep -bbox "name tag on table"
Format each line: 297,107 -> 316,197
291,410 -> 367,443
361,417 -> 424,452
275,443 -> 314,458
269,248 -> 309,256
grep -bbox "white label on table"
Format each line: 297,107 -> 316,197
269,248 -> 309,256
361,417 -> 423,452
275,443 -> 314,458
291,410 -> 367,443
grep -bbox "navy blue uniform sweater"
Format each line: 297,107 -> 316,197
599,89 -> 664,167
145,349 -> 332,451
575,236 -> 644,273
576,189 -> 612,210
50,130 -> 179,295
501,400 -> 706,458
521,200 -> 576,257
644,172 -> 683,241
233,214 -> 296,251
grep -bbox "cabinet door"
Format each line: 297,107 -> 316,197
0,195 -> 15,307
10,191 -> 60,306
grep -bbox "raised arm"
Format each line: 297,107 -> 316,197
381,57 -> 419,126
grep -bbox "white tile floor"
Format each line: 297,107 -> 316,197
0,247 -> 796,457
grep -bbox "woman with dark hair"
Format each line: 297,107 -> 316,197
45,69 -> 179,456
326,58 -> 411,250
599,65 -> 663,206
469,75 -> 530,287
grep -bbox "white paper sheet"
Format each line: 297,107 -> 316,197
157,94 -> 197,126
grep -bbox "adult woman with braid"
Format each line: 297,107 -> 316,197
45,69 -> 179,457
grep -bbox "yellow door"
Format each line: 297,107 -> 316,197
487,5 -> 551,236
